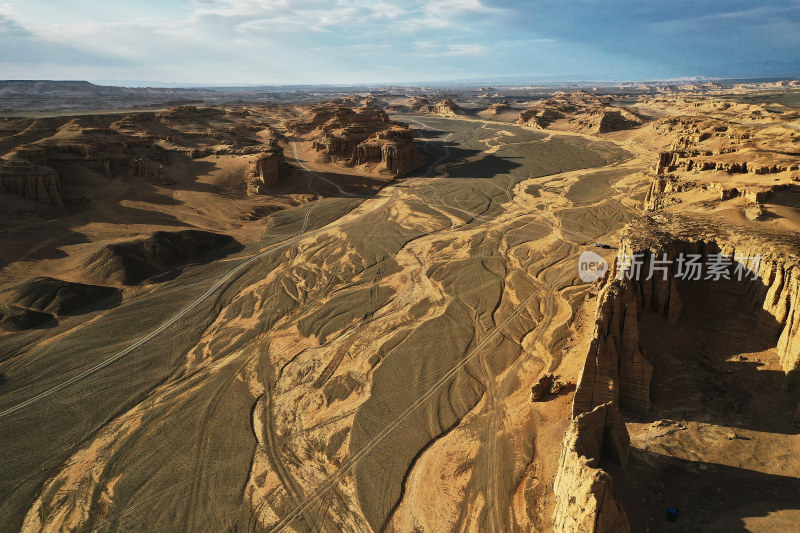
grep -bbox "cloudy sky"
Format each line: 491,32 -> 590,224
1,0 -> 798,85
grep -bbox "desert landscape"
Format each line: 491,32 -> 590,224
1,79 -> 799,532
2,2 -> 800,532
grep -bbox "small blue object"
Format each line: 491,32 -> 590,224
666,507 -> 679,522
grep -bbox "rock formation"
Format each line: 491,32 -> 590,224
0,159 -> 62,206
247,147 -> 285,195
519,91 -> 642,134
552,401 -> 631,533
651,116 -> 799,180
573,215 -> 800,419
530,373 -> 554,401
0,105 -> 299,208
417,97 -> 460,117
288,103 -> 421,176
483,99 -> 510,115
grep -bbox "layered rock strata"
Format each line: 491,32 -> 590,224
0,159 -> 62,206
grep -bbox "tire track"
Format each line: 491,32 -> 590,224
263,266 -> 557,532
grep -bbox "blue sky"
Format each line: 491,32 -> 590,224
1,0 -> 798,85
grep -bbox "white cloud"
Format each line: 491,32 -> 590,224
445,43 -> 485,56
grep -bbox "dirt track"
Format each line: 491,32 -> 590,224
0,115 -> 647,532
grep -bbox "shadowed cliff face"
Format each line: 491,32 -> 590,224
553,401 -> 631,533
562,224 -> 800,532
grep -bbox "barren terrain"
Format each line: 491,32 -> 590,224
1,82 -> 799,532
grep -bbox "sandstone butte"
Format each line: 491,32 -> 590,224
286,102 -> 422,175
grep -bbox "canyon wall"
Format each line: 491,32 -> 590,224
557,214 -> 800,530
574,222 -> 800,418
0,160 -> 63,206
552,401 -> 631,533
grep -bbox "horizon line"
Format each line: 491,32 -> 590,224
2,74 -> 799,90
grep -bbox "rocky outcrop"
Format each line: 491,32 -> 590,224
530,373 -> 554,401
483,99 -> 510,116
386,95 -> 460,116
418,97 -> 460,117
0,159 -> 62,206
574,216 -> 800,419
519,92 -> 642,134
290,103 -> 421,176
350,128 -> 418,174
553,401 -> 631,533
247,148 -> 285,195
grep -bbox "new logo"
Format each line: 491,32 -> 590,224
578,250 -> 608,282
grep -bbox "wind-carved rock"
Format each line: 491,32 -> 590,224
484,99 -> 510,115
552,401 -> 631,533
0,146 -> 62,206
290,103 -> 422,176
518,91 -> 642,133
247,147 -> 285,196
418,97 -> 460,117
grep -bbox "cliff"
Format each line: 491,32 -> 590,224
552,402 -> 631,533
559,210 -> 800,529
0,159 -> 63,206
573,215 -> 800,419
247,147 -> 285,195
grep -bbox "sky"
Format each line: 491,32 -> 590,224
0,0 -> 798,85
